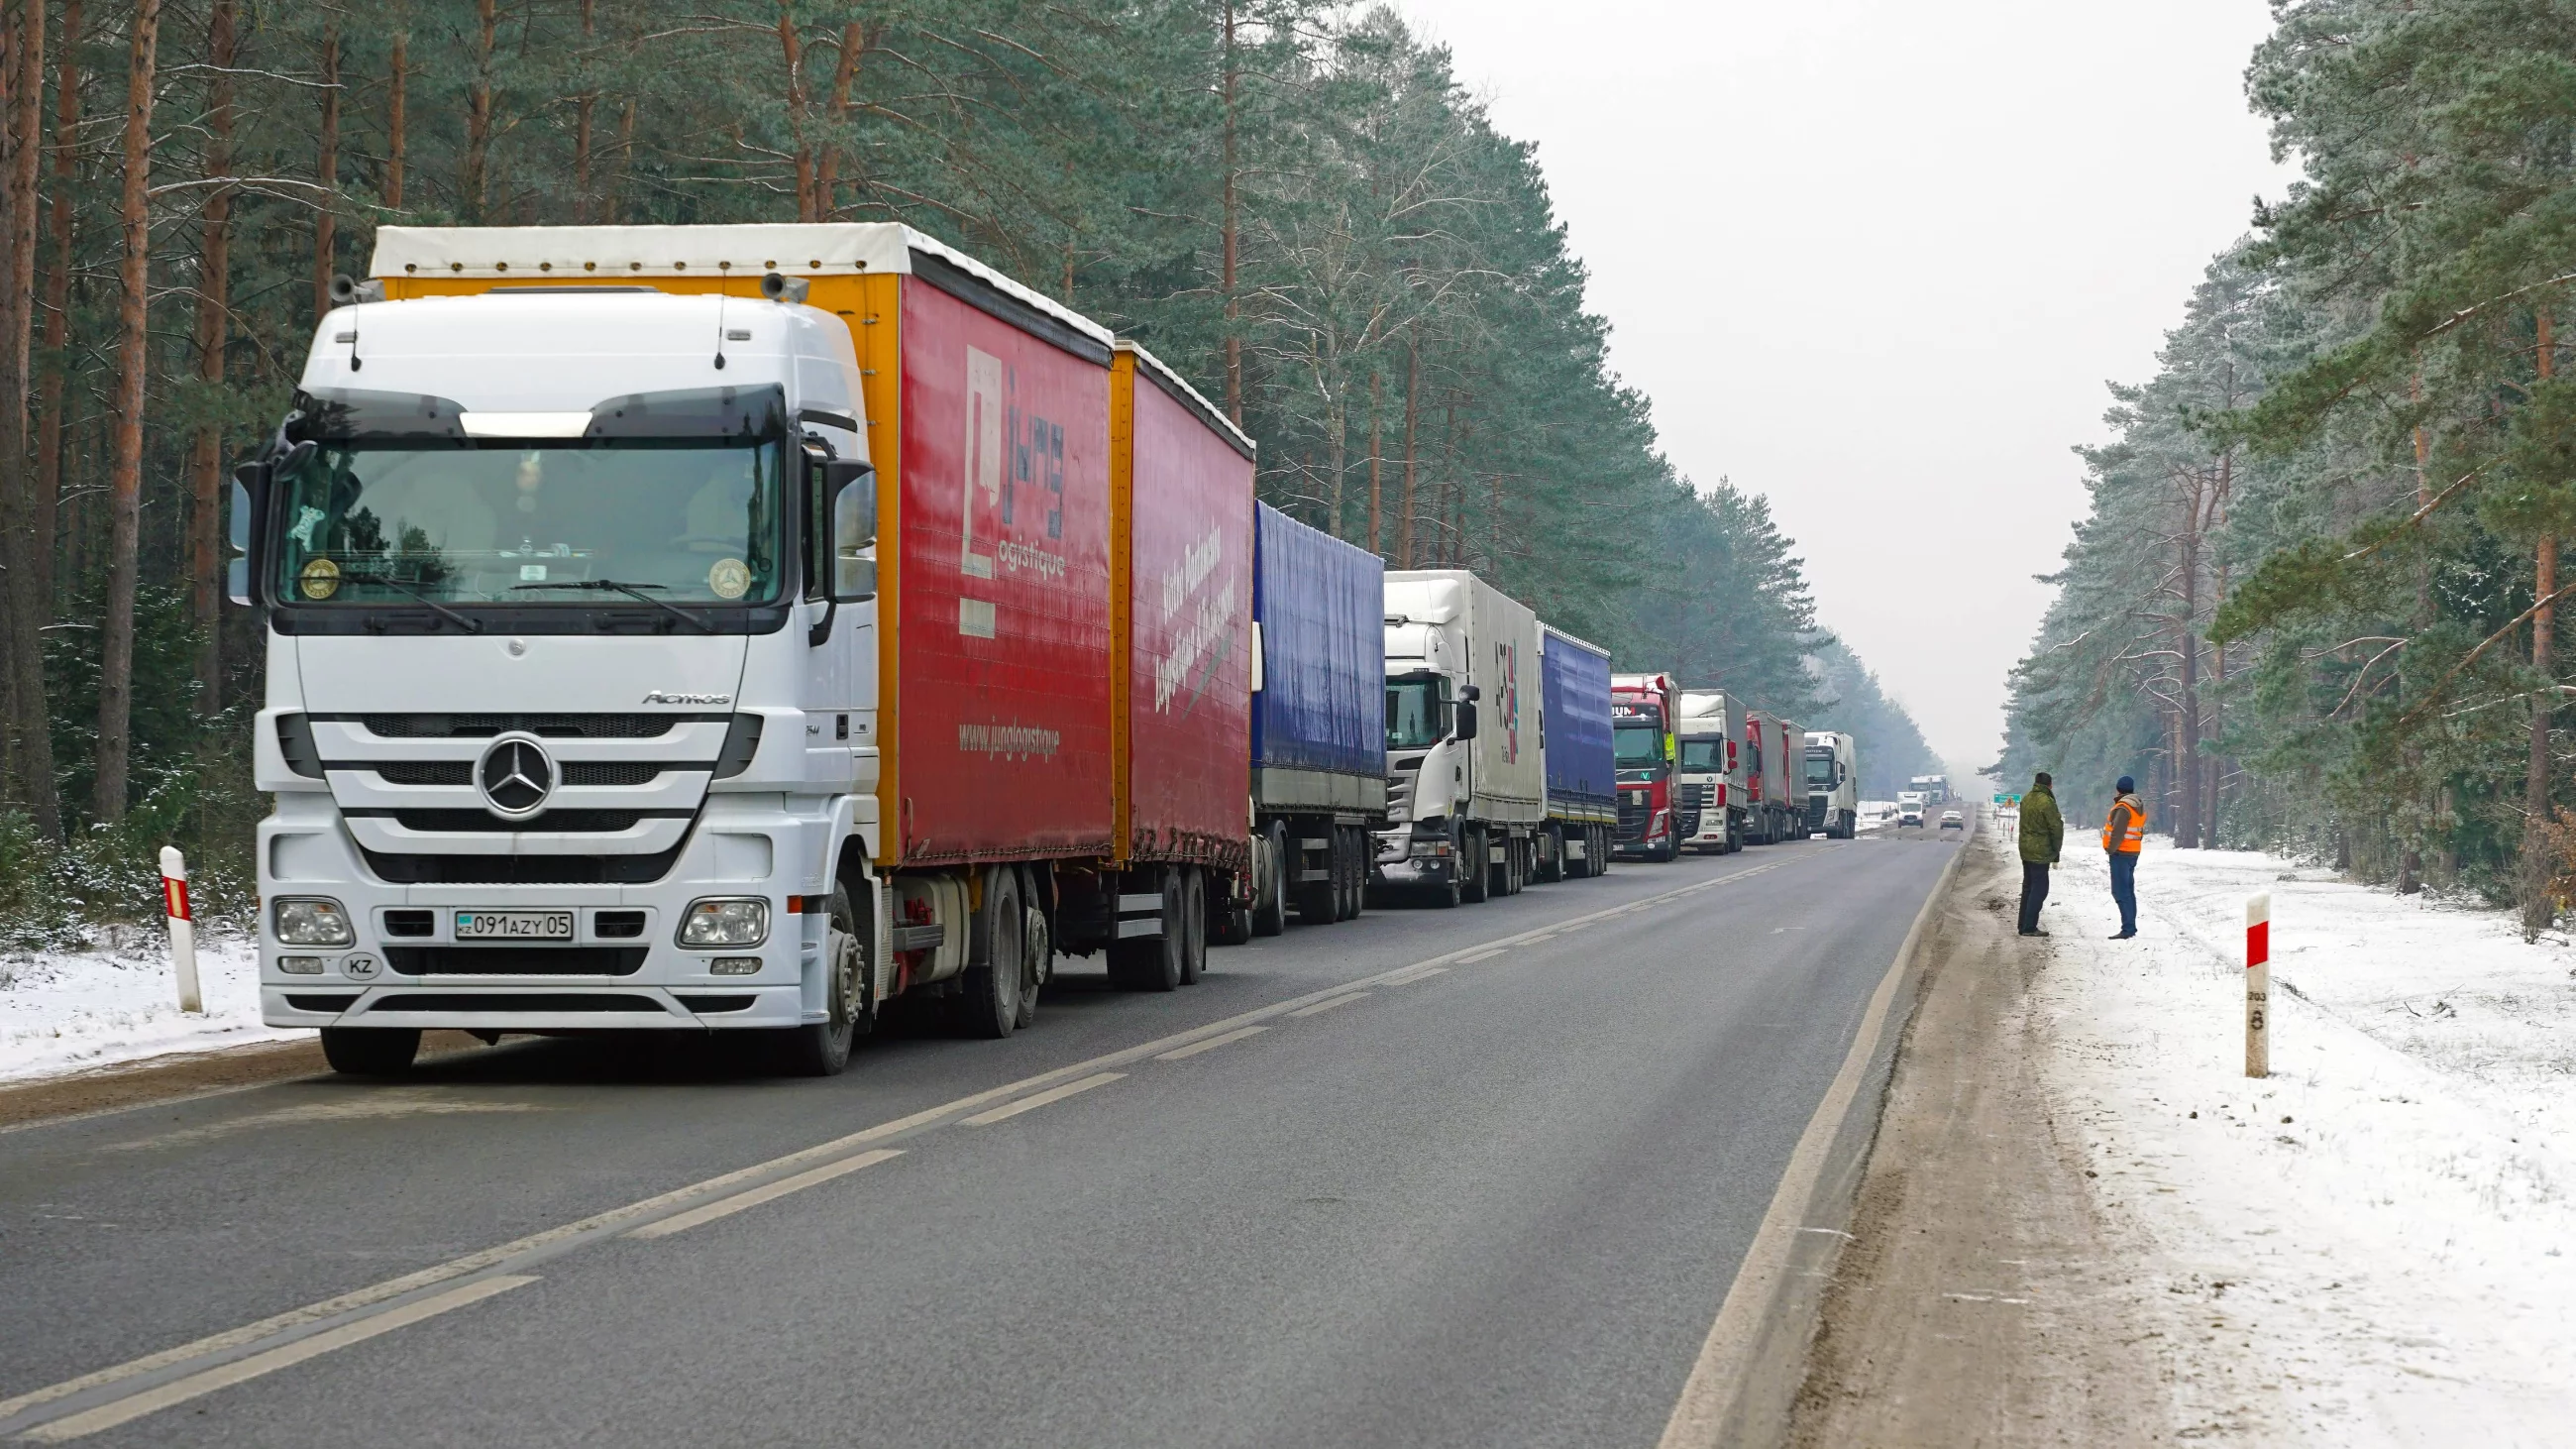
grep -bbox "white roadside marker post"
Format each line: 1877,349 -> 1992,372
161,845 -> 202,1015
2245,891 -> 2270,1078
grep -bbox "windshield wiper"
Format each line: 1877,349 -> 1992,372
511,579 -> 713,632
364,574 -> 483,633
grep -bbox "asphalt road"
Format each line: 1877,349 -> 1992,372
0,830 -> 1955,1448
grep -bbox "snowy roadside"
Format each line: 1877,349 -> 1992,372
0,931 -> 302,1084
2034,835 -> 2576,1443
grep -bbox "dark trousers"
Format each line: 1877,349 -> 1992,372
2108,851 -> 2138,934
2017,861 -> 2050,932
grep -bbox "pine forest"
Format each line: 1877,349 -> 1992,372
2000,0 -> 2576,930
0,0 -> 1938,937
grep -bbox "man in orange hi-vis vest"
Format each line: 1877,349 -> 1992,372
2102,775 -> 2145,939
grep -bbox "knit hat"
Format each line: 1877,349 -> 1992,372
2115,775 -> 2135,794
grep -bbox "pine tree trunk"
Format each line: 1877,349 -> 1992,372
815,23 -> 868,217
464,0 -> 495,220
385,32 -> 405,210
1397,338 -> 1419,567
0,0 -> 47,822
188,0 -> 237,717
94,0 -> 161,824
33,0 -> 76,625
2525,310 -> 2559,933
572,3 -> 591,221
312,23 -> 340,320
1366,370 -> 1383,556
1220,0 -> 1240,426
777,2 -> 812,221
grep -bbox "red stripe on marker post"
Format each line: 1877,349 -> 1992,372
2244,891 -> 2271,1077
161,846 -> 202,1015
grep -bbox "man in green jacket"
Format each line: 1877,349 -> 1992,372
2017,772 -> 2063,936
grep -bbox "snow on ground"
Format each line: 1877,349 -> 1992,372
0,931 -> 300,1083
2031,831 -> 2576,1445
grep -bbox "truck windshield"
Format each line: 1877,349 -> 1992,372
1805,752 -> 1836,785
268,439 -> 787,606
1386,675 -> 1449,750
1614,724 -> 1666,769
1679,738 -> 1726,772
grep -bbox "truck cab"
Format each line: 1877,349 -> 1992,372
1610,672 -> 1682,861
1377,571 -> 1544,903
1675,690 -> 1742,853
1803,730 -> 1859,838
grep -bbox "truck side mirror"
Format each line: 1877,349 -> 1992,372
1454,700 -> 1479,740
1458,684 -> 1480,702
827,461 -> 877,601
227,462 -> 265,607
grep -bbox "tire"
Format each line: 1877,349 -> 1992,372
1535,828 -> 1561,884
1109,870 -> 1184,991
953,869 -> 1024,1039
1460,827 -> 1490,903
1507,836 -> 1527,894
1179,868 -> 1208,984
1346,828 -> 1370,920
1254,824 -> 1289,937
773,883 -> 866,1074
1332,828 -> 1355,922
1294,825 -> 1336,925
1015,899 -> 1048,1031
320,1027 -> 420,1076
1211,865 -> 1253,948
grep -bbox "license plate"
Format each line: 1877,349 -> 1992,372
455,911 -> 575,941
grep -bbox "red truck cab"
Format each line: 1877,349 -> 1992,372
1610,672 -> 1681,862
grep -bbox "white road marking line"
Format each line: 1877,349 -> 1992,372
1288,992 -> 1369,1018
960,1072 -> 1126,1126
0,857 -> 1812,1435
22,1276 -> 538,1443
1454,947 -> 1508,964
1156,1026 -> 1269,1060
1377,965 -> 1449,986
625,1150 -> 903,1239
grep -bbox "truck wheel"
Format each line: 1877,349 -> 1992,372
955,870 -> 1023,1038
1110,870 -> 1184,991
774,884 -> 866,1073
1506,836 -> 1526,895
320,1027 -> 420,1077
1461,827 -> 1490,903
1210,866 -> 1252,947
1016,901 -> 1049,1030
1539,828 -> 1562,883
1179,869 -> 1208,984
1254,824 -> 1289,937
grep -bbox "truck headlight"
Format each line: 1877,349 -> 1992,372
679,898 -> 770,947
272,898 -> 354,947
276,955 -> 326,975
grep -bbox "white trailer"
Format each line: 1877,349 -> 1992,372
1374,570 -> 1546,906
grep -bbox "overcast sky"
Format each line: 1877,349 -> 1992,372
1392,0 -> 2296,770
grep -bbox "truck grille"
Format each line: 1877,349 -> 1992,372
370,761 -> 666,788
368,993 -> 667,1013
386,810 -> 657,834
359,713 -> 694,739
1617,796 -> 1654,842
386,947 -> 647,976
360,845 -> 684,884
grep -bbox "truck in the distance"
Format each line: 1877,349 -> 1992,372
1911,774 -> 1950,807
1538,625 -> 1615,879
1740,709 -> 1801,844
1676,690 -> 1743,852
1611,672 -> 1683,861
1376,569 -> 1546,904
1243,502 -> 1386,934
241,222 -> 1251,1078
1803,730 -> 1858,838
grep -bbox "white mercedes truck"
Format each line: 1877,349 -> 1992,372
1373,570 -> 1546,906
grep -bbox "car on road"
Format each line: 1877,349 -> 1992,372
1898,803 -> 1925,828
1939,810 -> 1964,831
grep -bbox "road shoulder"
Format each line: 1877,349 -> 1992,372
1787,827 -> 2181,1446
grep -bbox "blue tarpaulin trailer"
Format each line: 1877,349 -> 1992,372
1239,504 -> 1387,933
1538,624 -> 1617,880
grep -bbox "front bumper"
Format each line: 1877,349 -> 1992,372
256,793 -> 834,1033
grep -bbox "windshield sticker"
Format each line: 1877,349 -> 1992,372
519,564 -> 548,582
708,558 -> 751,599
298,557 -> 342,600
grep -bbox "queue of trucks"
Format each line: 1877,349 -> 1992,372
236,222 -> 1861,1078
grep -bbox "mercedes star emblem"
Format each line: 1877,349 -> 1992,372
476,732 -> 558,819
